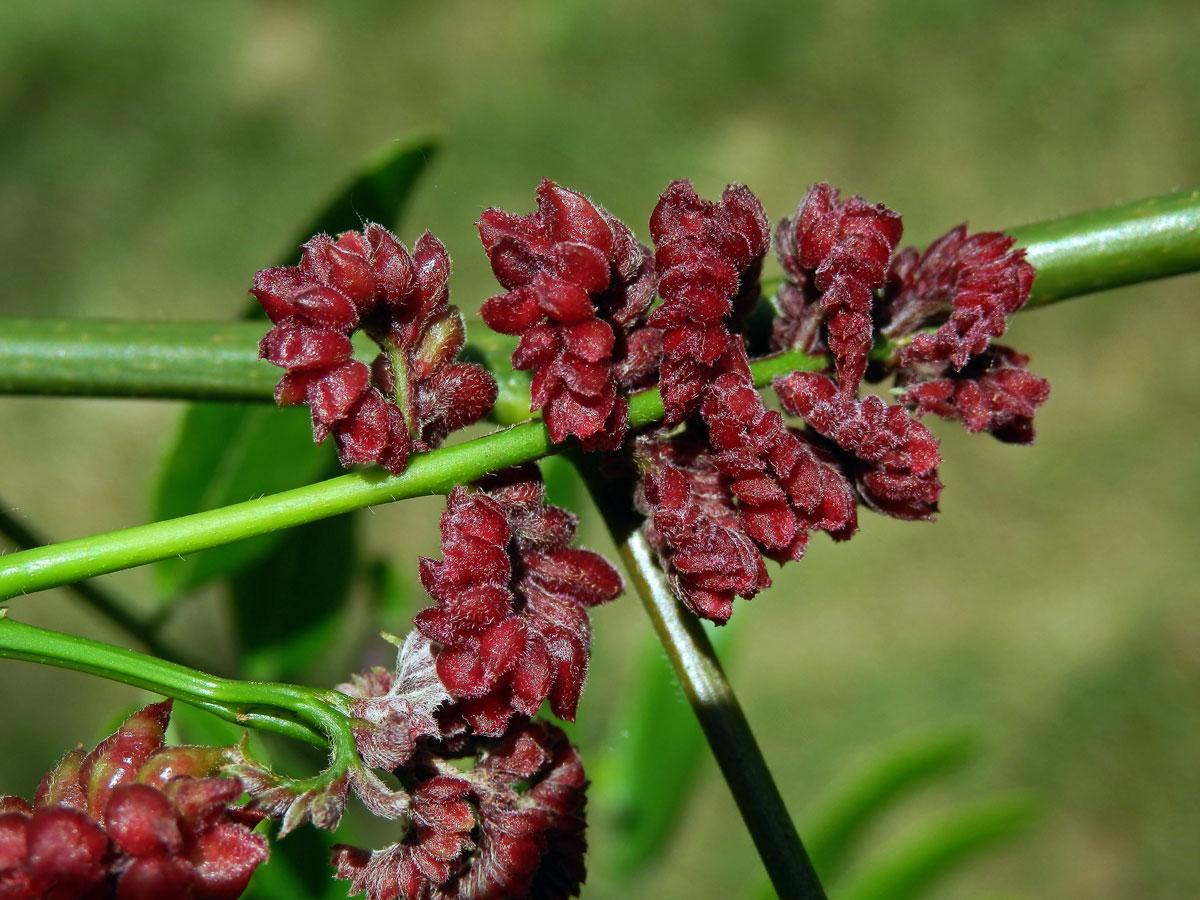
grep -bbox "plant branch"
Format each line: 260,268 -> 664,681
0,189 -> 1198,601
0,610 -> 351,750
1,188 -> 1196,403
572,456 -> 826,900
0,352 -> 824,601
0,503 -> 187,662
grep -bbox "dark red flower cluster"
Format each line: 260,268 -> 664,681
879,225 -> 1050,443
253,224 -> 496,473
478,180 -> 658,450
775,371 -> 943,520
899,346 -> 1050,444
774,183 -> 903,393
414,466 -> 622,736
636,433 -> 771,623
332,721 -> 587,900
0,702 -> 266,900
647,180 -> 771,424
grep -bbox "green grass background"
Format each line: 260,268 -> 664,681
1,1 -> 1198,898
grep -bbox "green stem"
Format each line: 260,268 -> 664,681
0,504 -> 199,665
1,189 -> 1196,403
574,458 -> 826,900
0,352 -> 822,601
0,319 -> 277,401
1012,188 -> 1200,307
0,611 -> 331,747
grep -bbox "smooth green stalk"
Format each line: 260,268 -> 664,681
1,188 -> 1196,403
573,457 -> 826,900
0,611 -> 334,748
0,352 -> 820,601
0,319 -> 277,401
1012,188 -> 1200,307
0,504 -> 185,661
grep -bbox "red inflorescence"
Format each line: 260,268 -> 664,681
636,433 -> 771,624
333,720 -> 587,900
884,225 -> 1036,369
702,370 -> 859,559
900,345 -> 1051,445
773,183 -> 903,394
253,224 -> 496,474
478,180 -> 658,450
414,466 -> 622,736
877,224 -> 1048,442
648,180 -> 771,424
775,371 -> 943,521
0,702 -> 266,900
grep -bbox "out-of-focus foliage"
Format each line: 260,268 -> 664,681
1,2 -> 1198,899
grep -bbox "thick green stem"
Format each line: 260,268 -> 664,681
0,320 -> 277,401
1,189 -> 1196,402
1012,188 -> 1200,307
574,457 -> 825,900
0,353 -> 821,601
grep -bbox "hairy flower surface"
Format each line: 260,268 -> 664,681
900,345 -> 1051,444
414,467 -> 622,736
0,702 -> 266,900
478,180 -> 657,450
773,183 -> 903,393
333,720 -> 587,900
648,180 -> 771,424
775,371 -> 943,520
254,224 -> 496,473
883,225 -> 1035,369
635,433 -> 771,624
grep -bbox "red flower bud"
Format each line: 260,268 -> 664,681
0,703 -> 266,900
333,720 -> 587,900
478,180 -> 657,450
773,183 -> 903,394
775,371 -> 943,520
648,180 -> 770,424
414,467 -> 622,735
901,345 -> 1051,444
883,225 -> 1035,370
253,224 -> 496,474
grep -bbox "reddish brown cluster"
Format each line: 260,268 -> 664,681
879,225 -> 1049,443
899,346 -> 1050,444
636,434 -> 770,623
478,180 -> 658,450
414,466 -> 622,736
253,224 -> 496,473
0,703 -> 265,900
773,184 -> 903,393
647,180 -> 771,424
333,721 -> 587,900
775,372 -> 943,520
885,226 -> 1035,368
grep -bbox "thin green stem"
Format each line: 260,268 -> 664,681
573,457 -> 825,900
0,352 -> 821,601
0,503 -> 197,664
0,611 -> 330,747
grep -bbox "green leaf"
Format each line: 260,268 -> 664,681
836,796 -> 1038,900
608,616 -> 740,878
230,511 -> 358,682
150,135 -> 438,597
804,726 -> 979,878
367,557 -> 411,628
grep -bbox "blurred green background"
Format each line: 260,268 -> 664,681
1,1 -> 1198,898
